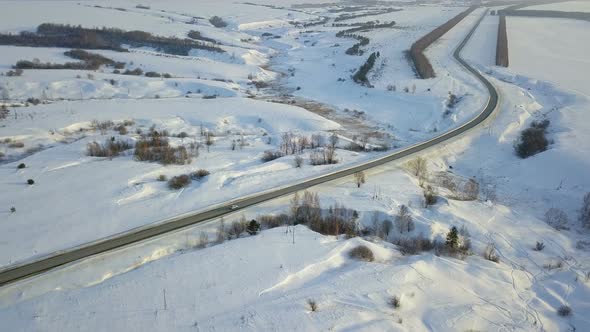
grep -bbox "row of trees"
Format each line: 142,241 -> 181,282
409,7 -> 477,79
0,23 -> 225,56
352,52 -> 380,86
333,8 -> 400,22
263,132 -> 340,165
496,16 -> 509,67
335,21 -> 395,56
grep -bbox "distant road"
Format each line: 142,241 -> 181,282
0,9 -> 497,287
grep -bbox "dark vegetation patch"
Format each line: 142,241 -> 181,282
86,138 -> 133,157
496,15 -> 509,67
0,23 -> 225,56
352,51 -> 380,86
335,21 -> 395,55
334,8 -> 400,22
187,30 -> 219,44
14,49 -> 125,71
409,7 -> 476,79
209,16 -> 228,28
515,119 -> 550,158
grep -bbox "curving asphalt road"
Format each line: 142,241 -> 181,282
0,9 -> 496,287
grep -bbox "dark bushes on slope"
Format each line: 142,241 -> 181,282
515,120 -> 550,158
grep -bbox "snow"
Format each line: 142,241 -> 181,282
506,17 -> 590,97
526,0 -> 590,12
0,1 -> 589,331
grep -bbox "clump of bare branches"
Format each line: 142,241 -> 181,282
349,245 -> 374,262
86,138 -> 132,157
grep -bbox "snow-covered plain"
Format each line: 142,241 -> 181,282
1,1 -> 589,331
527,0 -> 590,13
0,1 -> 484,265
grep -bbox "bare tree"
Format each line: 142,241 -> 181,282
290,192 -> 300,220
381,219 -> 393,239
216,218 -> 226,243
311,134 -> 324,148
396,205 -> 414,233
354,171 -> 366,188
324,146 -> 337,164
405,157 -> 428,186
329,133 -> 339,150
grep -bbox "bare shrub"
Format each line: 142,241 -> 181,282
86,139 -> 132,157
134,134 -> 190,165
534,241 -> 545,251
483,243 -> 500,263
294,155 -> 303,168
114,124 -> 128,135
91,120 -> 114,134
423,185 -> 437,207
228,220 -> 246,239
580,192 -> 590,228
259,213 -> 290,229
557,305 -> 572,317
8,142 -> 25,148
157,174 -> 167,182
353,171 -> 366,188
392,235 -> 438,255
544,260 -> 563,270
389,295 -> 401,309
262,150 -> 284,162
349,245 -> 375,262
544,208 -> 569,230
396,205 -> 414,233
307,299 -> 318,312
168,174 -> 191,190
191,169 -> 210,180
309,147 -> 338,166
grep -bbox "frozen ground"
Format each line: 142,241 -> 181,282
505,16 -> 590,97
0,1 -> 487,265
1,1 -> 589,331
527,0 -> 590,12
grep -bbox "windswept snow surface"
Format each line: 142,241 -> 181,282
527,0 -> 590,12
0,1 -> 492,265
1,1 -> 589,331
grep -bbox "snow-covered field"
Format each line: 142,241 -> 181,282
1,1 -> 589,331
527,0 -> 590,12
0,1 -> 484,265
